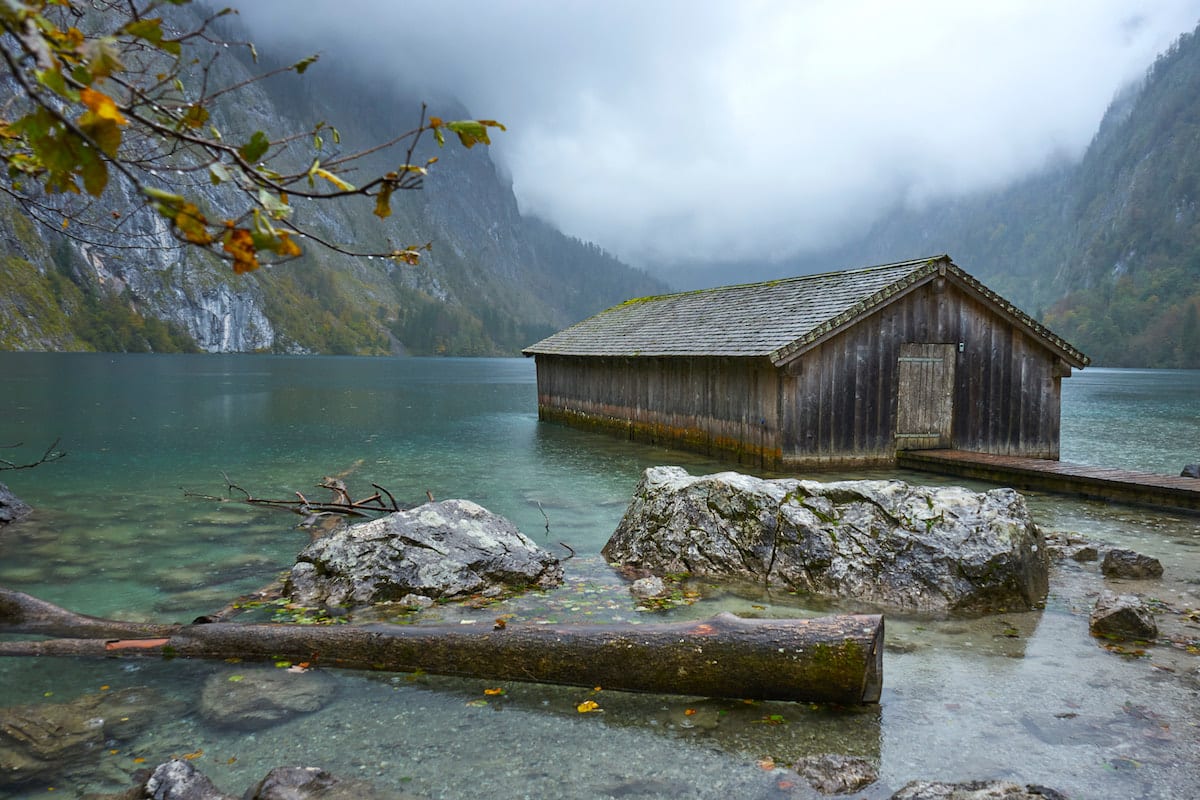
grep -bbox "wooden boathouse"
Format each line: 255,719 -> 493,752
522,255 -> 1091,470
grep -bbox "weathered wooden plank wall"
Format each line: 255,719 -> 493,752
778,282 -> 1063,466
532,279 -> 1067,470
534,355 -> 782,466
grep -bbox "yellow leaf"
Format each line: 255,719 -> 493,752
223,228 -> 259,274
576,700 -> 600,713
483,687 -> 505,696
79,87 -> 126,126
313,167 -> 353,191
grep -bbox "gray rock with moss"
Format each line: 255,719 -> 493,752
603,467 -> 1049,612
0,482 -> 31,526
1090,591 -> 1158,640
287,499 -> 563,607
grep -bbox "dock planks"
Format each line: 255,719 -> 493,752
897,449 -> 1200,513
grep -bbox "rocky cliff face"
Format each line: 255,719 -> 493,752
0,11 -> 663,355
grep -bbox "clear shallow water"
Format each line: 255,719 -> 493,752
0,355 -> 1198,799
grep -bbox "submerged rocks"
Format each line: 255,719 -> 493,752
1090,592 -> 1159,641
247,765 -> 401,800
603,467 -> 1049,612
287,499 -> 562,607
630,576 -> 667,600
793,753 -> 878,794
103,761 -> 405,800
1100,548 -> 1164,579
0,687 -> 173,787
890,780 -> 1067,799
199,668 -> 333,731
0,482 -> 31,526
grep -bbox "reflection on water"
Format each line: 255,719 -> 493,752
0,355 -> 1198,798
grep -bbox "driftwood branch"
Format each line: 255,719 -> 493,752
183,474 -> 420,522
0,438 -> 67,471
0,587 -> 883,704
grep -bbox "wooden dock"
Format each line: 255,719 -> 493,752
896,449 -> 1200,513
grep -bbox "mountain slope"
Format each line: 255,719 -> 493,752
820,27 -> 1200,368
0,11 -> 664,356
662,26 -> 1200,368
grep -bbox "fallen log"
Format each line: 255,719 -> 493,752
0,587 -> 883,704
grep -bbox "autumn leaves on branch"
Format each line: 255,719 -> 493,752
0,1 -> 503,273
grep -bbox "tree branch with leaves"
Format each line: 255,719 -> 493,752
0,0 -> 504,273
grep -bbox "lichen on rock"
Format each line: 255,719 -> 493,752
603,466 -> 1049,613
286,499 -> 562,607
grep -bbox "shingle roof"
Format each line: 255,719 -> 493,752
523,255 -> 1090,368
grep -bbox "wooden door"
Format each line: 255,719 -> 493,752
895,343 -> 956,450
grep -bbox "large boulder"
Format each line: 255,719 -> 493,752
0,482 -> 31,526
287,499 -> 562,607
603,467 -> 1049,612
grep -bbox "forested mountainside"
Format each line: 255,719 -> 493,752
831,25 -> 1200,368
666,26 -> 1200,369
0,11 -> 663,356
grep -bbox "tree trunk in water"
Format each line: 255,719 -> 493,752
0,588 -> 883,705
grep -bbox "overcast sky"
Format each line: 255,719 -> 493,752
235,1 -> 1200,271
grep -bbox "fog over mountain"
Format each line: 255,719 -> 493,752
237,1 -> 1199,279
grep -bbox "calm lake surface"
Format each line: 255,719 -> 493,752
0,354 -> 1197,799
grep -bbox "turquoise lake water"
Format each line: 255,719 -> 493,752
0,354 -> 1198,798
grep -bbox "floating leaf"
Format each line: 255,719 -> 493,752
483,687 -> 505,696
576,700 -> 600,713
227,675 -> 244,682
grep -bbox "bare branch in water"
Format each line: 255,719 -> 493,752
183,474 -> 419,522
0,438 -> 67,471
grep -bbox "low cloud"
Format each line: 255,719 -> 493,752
235,0 -> 1200,271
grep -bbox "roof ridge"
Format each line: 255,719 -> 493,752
610,255 -> 948,309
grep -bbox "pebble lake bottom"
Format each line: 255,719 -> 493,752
0,354 -> 1197,799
